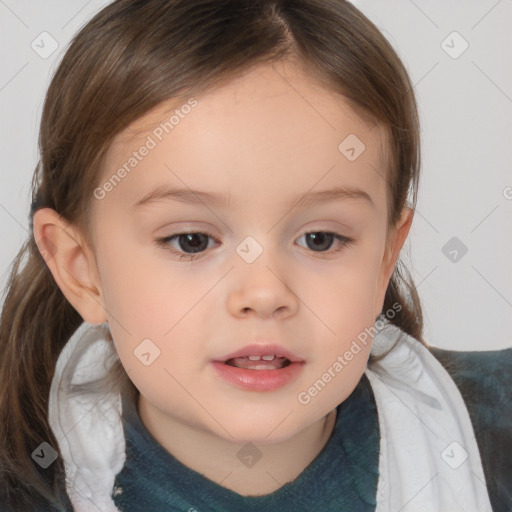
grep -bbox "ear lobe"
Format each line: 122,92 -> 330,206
32,207 -> 107,325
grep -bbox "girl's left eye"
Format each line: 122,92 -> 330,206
155,230 -> 354,261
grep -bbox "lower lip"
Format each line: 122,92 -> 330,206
211,361 -> 305,391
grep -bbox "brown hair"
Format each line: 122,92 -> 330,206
0,0 -> 423,508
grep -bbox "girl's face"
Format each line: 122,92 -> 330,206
88,60 -> 410,443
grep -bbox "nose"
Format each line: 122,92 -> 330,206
227,261 -> 300,320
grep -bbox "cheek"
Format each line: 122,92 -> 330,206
96,223 -> 184,326
305,243 -> 383,334
96,227 -> 214,383
296,238 -> 383,406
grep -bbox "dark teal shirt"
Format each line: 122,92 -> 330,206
111,347 -> 512,512
428,346 -> 512,512
112,372 -> 380,511
2,346 -> 510,511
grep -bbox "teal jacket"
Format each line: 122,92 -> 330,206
110,346 -> 512,512
2,346 -> 511,511
428,346 -> 512,512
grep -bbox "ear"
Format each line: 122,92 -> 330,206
374,206 -> 414,319
32,207 -> 107,325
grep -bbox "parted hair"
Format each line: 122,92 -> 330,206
0,0 -> 423,509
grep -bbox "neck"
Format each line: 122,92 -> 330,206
137,394 -> 338,496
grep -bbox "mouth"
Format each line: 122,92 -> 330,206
212,354 -> 304,391
223,355 -> 292,370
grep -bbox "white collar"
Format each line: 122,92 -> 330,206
364,322 -> 492,512
48,321 -> 493,511
48,322 -> 125,511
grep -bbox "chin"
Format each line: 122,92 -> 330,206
205,416 -> 302,446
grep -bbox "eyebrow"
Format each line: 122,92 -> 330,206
134,184 -> 375,210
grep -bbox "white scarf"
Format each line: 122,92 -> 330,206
48,320 -> 493,512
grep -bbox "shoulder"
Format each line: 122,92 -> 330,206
0,476 -> 73,512
427,345 -> 512,511
427,345 -> 512,423
0,495 -> 72,512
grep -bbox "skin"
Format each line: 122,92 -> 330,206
33,59 -> 413,496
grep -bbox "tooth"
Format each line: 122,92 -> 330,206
248,355 -> 261,361
261,355 -> 275,361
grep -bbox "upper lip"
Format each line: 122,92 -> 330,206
214,343 -> 305,363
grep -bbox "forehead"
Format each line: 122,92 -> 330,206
101,60 -> 388,211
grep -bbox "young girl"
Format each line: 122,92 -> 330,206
0,1 -> 510,511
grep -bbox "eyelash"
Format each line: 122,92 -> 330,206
155,230 -> 354,261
